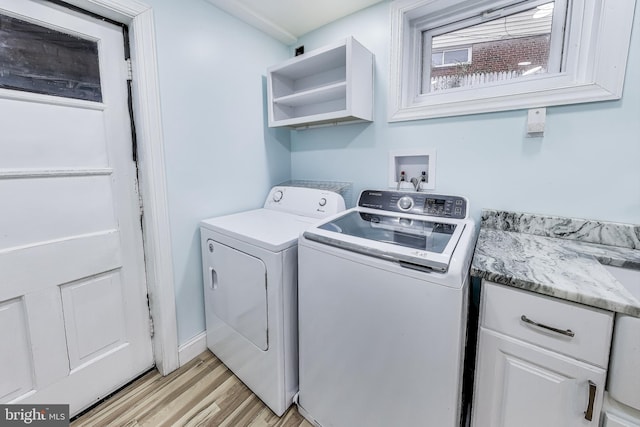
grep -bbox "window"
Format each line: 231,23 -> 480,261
389,0 -> 636,121
0,13 -> 102,102
431,47 -> 472,68
424,2 -> 560,93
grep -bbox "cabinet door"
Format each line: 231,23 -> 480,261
472,328 -> 606,427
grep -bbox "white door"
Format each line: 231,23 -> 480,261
0,0 -> 154,415
472,328 -> 606,427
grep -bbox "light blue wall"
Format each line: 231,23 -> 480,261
290,1 -> 640,224
147,0 -> 290,345
147,0 -> 639,346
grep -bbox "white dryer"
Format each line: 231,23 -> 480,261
200,186 -> 345,416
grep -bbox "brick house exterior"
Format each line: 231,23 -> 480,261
431,34 -> 551,78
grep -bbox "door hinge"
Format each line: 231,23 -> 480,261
149,316 -> 155,338
138,188 -> 144,218
134,176 -> 144,218
125,58 -> 133,81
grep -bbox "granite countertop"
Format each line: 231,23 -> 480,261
471,210 -> 640,317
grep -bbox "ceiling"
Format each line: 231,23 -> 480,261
205,0 -> 385,45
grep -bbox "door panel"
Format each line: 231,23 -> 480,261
0,298 -> 33,401
0,99 -> 108,169
0,231 -> 122,300
60,272 -> 127,369
24,289 -> 70,391
500,354 -> 575,425
0,0 -> 153,415
0,175 -> 117,249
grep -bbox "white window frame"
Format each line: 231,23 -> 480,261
389,0 -> 637,122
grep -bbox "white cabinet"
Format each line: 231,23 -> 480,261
267,37 -> 373,128
472,281 -> 614,427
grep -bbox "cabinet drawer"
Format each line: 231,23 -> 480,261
481,281 -> 614,368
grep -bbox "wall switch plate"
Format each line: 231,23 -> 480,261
388,149 -> 436,191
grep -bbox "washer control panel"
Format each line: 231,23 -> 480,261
358,190 -> 467,219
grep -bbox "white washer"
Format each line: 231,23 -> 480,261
297,190 -> 477,427
200,186 -> 345,416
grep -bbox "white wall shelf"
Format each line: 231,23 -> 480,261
267,36 -> 374,129
273,82 -> 347,108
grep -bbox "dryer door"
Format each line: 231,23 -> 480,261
207,240 -> 268,350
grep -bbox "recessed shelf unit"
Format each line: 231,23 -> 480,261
267,37 -> 374,129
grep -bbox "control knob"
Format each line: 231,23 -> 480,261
319,197 -> 327,207
398,196 -> 414,211
273,190 -> 283,202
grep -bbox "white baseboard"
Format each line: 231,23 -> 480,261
178,331 -> 207,367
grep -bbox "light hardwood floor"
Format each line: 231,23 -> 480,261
72,351 -> 313,427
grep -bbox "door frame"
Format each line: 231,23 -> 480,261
59,0 -> 179,376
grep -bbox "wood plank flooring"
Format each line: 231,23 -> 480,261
71,351 -> 313,427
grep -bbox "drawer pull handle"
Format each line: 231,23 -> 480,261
520,315 -> 575,338
585,380 -> 596,421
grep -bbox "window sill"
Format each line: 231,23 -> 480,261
390,79 -> 624,121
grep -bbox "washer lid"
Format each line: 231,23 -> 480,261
201,209 -> 318,252
303,207 -> 470,272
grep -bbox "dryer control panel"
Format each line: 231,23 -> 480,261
358,190 -> 468,219
264,186 -> 346,219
